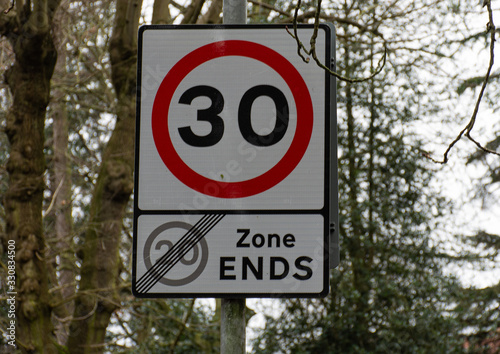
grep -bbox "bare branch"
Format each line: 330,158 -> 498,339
152,0 -> 172,24
0,0 -> 16,34
170,299 -> 196,353
429,2 -> 499,163
288,0 -> 387,83
249,0 -> 290,18
43,176 -> 65,217
3,0 -> 14,14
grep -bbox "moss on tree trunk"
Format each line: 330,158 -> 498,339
66,1 -> 142,352
1,1 -> 61,352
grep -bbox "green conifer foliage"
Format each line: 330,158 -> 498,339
251,0 -> 483,352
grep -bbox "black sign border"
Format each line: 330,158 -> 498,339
132,24 -> 337,298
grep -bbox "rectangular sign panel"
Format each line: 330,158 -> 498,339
135,214 -> 326,296
133,24 -> 337,298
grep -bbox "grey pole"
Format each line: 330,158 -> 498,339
223,0 -> 247,25
221,1 -> 247,353
221,298 -> 246,353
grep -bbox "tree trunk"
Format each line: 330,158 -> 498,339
1,0 -> 61,352
197,0 -> 222,24
50,2 -> 75,344
153,0 -> 172,24
67,1 -> 142,352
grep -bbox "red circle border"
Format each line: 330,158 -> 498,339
152,40 -> 313,199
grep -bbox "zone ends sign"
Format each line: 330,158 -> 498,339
132,24 -> 338,298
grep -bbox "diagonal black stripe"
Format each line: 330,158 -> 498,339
138,214 -> 224,293
136,214 -> 225,294
137,215 -> 211,290
136,214 -> 213,292
137,214 -> 220,292
145,214 -> 225,291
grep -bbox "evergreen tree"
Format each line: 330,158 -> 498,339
451,2 -> 500,349
252,0 -> 485,352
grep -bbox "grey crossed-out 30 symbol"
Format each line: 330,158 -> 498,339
136,214 -> 225,294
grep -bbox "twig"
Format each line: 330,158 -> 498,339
71,300 -> 98,321
43,176 -> 65,218
49,282 -> 131,308
3,0 -> 14,14
248,0 -> 290,17
287,0 -> 387,83
114,311 -> 134,340
429,2 -> 499,163
170,299 -> 196,353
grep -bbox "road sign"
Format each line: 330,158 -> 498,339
133,24 -> 338,298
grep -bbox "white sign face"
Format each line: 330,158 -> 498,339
133,24 -> 336,298
138,27 -> 326,210
135,214 -> 325,296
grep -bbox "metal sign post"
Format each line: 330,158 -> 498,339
223,0 -> 247,24
222,1 -> 247,353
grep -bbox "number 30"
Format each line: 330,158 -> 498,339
178,85 -> 289,147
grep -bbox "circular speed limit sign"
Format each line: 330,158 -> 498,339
152,40 -> 314,199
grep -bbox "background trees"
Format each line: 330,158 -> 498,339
451,2 -> 500,348
251,0 -> 485,352
0,0 -> 498,353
